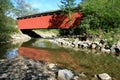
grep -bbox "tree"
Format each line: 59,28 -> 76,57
0,0 -> 18,42
78,0 -> 120,30
0,0 -> 13,15
0,0 -> 15,30
60,0 -> 76,22
14,0 -> 39,17
59,0 -> 77,35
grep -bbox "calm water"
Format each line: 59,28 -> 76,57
0,39 -> 120,79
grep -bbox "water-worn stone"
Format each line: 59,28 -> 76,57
79,72 -> 87,78
111,44 -> 120,56
58,69 -> 74,80
72,76 -> 80,80
48,63 -> 56,69
101,48 -> 111,53
81,43 -> 89,48
90,43 -> 97,49
98,73 -> 112,80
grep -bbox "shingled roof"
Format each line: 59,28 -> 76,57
17,9 -> 62,20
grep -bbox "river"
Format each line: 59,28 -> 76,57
0,38 -> 120,79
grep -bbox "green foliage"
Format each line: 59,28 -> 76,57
0,33 -> 11,42
78,0 -> 120,30
87,28 -> 120,45
0,0 -> 19,43
60,0 -> 76,13
0,0 -> 13,14
60,0 -> 76,22
59,0 -> 77,36
0,0 -> 13,27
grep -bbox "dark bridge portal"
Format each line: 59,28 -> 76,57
21,29 -> 41,38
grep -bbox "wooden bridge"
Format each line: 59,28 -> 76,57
17,10 -> 83,29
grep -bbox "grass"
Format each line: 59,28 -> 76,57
33,29 -> 60,35
88,28 -> 120,45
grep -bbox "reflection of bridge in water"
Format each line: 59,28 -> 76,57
19,47 -> 51,62
18,39 -> 80,70
18,46 -> 79,70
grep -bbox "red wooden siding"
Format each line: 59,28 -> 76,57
17,12 -> 83,29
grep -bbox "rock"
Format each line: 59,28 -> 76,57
114,47 -> 120,53
10,33 -> 31,44
72,38 -> 80,47
99,40 -> 105,44
81,42 -> 89,48
114,41 -> 120,53
111,44 -> 120,56
98,73 -> 112,80
48,63 -> 57,71
72,76 -> 80,80
81,35 -> 87,41
110,45 -> 116,53
90,43 -> 97,49
73,38 -> 79,45
77,41 -> 83,48
79,72 -> 87,78
101,48 -> 111,53
0,73 -> 8,78
104,45 -> 111,49
116,41 -> 120,47
58,69 -> 74,80
21,65 -> 29,70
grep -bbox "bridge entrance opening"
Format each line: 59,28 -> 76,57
21,29 -> 41,38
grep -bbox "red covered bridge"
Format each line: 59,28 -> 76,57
17,10 -> 83,29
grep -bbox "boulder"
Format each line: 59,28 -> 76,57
101,48 -> 111,53
111,44 -> 120,55
90,43 -> 97,49
58,69 -> 74,80
99,40 -> 105,44
110,45 -> 116,53
98,73 -> 112,80
81,43 -> 89,48
114,47 -> 120,53
115,42 -> 120,53
116,41 -> 120,47
48,63 -> 57,71
77,41 -> 83,48
73,38 -> 79,47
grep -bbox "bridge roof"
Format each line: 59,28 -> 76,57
17,10 -> 62,20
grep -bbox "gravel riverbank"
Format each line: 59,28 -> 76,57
0,56 -> 86,80
0,56 -> 113,80
0,56 -> 56,80
49,38 -> 120,57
